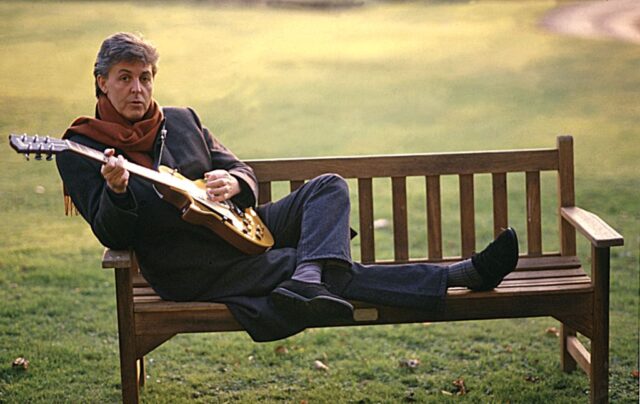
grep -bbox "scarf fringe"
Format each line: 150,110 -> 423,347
63,189 -> 79,216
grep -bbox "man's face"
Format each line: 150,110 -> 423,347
97,60 -> 154,123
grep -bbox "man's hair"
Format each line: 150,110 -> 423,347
93,32 -> 159,97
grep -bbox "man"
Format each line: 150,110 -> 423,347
56,32 -> 519,342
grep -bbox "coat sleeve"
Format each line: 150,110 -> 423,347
55,136 -> 139,250
188,108 -> 259,209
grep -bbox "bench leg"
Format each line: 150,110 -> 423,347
560,324 -> 577,373
138,357 -> 146,387
115,268 -> 139,404
590,246 -> 610,404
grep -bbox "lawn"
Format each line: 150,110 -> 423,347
0,0 -> 638,402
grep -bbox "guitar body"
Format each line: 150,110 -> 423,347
9,134 -> 274,255
151,167 -> 273,255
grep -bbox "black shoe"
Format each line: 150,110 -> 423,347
471,227 -> 519,290
271,279 -> 354,320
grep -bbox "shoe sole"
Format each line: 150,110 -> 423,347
271,287 -> 354,320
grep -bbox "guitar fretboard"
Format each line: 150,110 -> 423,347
66,140 -> 185,191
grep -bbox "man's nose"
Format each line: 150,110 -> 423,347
130,78 -> 142,93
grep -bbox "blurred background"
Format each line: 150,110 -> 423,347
1,1 -> 638,402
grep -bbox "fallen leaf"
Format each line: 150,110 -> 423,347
314,360 -> 329,371
441,390 -> 453,396
35,185 -> 45,194
525,375 -> 539,383
504,345 -> 513,353
404,390 -> 417,402
399,358 -> 420,369
452,378 -> 467,395
545,327 -> 560,337
373,218 -> 390,229
274,346 -> 288,355
12,357 -> 29,370
632,369 -> 639,378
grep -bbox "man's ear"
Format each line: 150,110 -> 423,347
97,75 -> 108,94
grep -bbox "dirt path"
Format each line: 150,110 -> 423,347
540,0 -> 640,44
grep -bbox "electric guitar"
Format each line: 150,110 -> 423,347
9,134 -> 274,255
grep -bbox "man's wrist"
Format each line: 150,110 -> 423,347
107,183 -> 128,194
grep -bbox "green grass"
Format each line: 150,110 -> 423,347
1,0 -> 638,402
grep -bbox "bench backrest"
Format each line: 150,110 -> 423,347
247,136 -> 576,264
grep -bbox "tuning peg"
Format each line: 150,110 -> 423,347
24,153 -> 30,161
33,134 -> 39,143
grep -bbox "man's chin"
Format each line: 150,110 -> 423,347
123,110 -> 146,123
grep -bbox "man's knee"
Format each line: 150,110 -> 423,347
314,173 -> 349,194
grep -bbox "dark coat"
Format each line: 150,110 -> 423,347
56,107 -> 306,341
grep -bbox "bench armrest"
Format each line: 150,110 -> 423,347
102,248 -> 134,269
560,206 -> 624,248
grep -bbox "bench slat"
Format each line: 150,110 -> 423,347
446,282 -> 592,297
392,177 -> 409,262
526,171 -> 542,255
426,175 -> 443,259
499,276 -> 591,288
290,180 -> 304,193
358,178 -> 375,263
459,174 -> 475,257
492,172 -> 508,237
258,181 -> 272,204
505,267 -> 586,280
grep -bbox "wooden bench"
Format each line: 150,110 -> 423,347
102,136 -> 623,403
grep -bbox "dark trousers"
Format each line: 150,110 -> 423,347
220,174 -> 447,341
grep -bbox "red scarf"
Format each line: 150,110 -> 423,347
62,95 -> 163,214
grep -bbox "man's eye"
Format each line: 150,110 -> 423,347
120,76 -> 130,82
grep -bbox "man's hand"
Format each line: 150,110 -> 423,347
101,148 -> 130,194
205,169 -> 240,202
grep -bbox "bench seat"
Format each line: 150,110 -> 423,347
108,253 -> 594,349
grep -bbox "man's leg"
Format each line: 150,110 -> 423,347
257,174 -> 354,318
325,228 -> 519,309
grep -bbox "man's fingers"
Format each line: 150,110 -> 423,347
101,150 -> 129,193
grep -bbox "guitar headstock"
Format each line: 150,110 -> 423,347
8,134 -> 68,161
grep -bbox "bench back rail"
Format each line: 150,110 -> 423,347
248,136 -> 575,264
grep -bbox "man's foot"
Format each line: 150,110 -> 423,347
471,227 -> 519,290
271,279 -> 354,320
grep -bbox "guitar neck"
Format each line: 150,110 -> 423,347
67,140 -> 181,189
